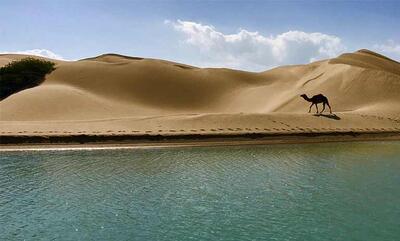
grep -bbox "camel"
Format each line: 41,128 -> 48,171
300,94 -> 332,114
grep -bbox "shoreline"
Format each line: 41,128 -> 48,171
1,131 -> 399,151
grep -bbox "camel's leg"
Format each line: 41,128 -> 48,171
321,103 -> 326,113
315,103 -> 319,114
324,100 -> 332,114
308,103 -> 313,113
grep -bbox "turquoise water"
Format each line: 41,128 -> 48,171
1,142 -> 399,241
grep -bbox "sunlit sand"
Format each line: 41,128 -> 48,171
1,50 -> 399,146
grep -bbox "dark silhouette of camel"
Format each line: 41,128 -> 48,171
300,94 -> 332,114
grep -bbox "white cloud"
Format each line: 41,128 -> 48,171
0,49 -> 65,60
373,40 -> 400,60
166,20 -> 346,71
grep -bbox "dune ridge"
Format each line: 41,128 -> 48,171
1,50 -> 399,141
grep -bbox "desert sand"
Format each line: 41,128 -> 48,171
1,49 -> 399,146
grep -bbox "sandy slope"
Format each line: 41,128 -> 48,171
0,50 -> 399,138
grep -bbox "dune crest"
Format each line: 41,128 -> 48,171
329,49 -> 400,75
80,53 -> 145,63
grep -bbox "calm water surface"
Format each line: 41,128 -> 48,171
1,142 -> 399,241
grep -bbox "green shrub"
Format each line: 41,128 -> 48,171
0,57 -> 55,100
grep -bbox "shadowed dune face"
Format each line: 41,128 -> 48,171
0,50 -> 399,121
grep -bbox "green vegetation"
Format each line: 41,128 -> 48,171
0,57 -> 55,100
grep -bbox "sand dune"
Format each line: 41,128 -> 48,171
0,50 -> 399,139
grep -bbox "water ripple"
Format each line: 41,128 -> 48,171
1,142 -> 400,240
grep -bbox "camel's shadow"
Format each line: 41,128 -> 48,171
313,113 -> 341,120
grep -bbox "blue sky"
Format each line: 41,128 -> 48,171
1,0 -> 399,71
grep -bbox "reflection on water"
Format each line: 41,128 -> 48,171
1,142 -> 400,241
